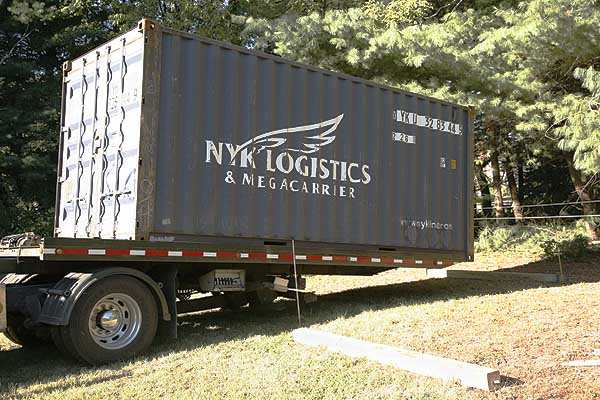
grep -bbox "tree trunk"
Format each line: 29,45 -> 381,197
506,166 -> 524,222
566,156 -> 598,240
490,137 -> 504,218
476,170 -> 492,217
504,154 -> 524,222
517,163 -> 524,198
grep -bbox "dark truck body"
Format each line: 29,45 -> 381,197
0,19 -> 474,364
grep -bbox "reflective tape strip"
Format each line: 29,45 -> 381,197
217,252 -> 237,258
146,249 -> 168,257
41,247 -> 454,267
107,249 -> 129,256
88,249 -> 106,255
182,251 -> 203,257
63,248 -> 88,255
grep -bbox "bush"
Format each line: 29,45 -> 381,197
540,234 -> 589,259
475,223 -> 590,257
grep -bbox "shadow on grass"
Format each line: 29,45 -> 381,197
1,253 -> 599,397
0,345 -> 134,397
494,250 -> 600,284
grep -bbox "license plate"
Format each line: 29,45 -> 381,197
0,284 -> 6,333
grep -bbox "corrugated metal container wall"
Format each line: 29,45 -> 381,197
56,20 -> 474,261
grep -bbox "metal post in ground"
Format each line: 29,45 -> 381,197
292,239 -> 302,326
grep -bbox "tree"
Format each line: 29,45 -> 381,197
482,0 -> 600,238
244,0 -> 600,237
0,0 -> 249,236
0,0 -> 119,236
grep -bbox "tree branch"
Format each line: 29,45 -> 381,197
1,26 -> 32,65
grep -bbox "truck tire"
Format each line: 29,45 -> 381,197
3,316 -> 50,347
51,326 -> 83,361
59,276 -> 158,365
4,325 -> 39,347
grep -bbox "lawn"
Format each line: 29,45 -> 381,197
1,251 -> 600,399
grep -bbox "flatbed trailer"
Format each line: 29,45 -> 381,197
0,235 -> 454,364
0,19 -> 473,364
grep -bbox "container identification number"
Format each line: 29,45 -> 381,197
392,132 -> 416,144
393,109 -> 463,135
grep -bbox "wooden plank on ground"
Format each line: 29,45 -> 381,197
426,269 -> 559,283
292,328 -> 501,391
563,360 -> 600,367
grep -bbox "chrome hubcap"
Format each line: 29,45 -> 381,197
89,293 -> 142,350
99,310 -> 120,330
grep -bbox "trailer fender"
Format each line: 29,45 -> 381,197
38,268 -> 171,326
0,274 -> 39,285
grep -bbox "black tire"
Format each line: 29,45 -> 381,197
60,276 -> 158,365
51,326 -> 84,361
3,317 -> 50,347
4,326 -> 38,347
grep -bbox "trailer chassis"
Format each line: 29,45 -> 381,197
0,235 -> 457,364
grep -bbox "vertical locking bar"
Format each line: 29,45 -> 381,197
86,51 -> 102,237
73,58 -> 88,237
112,37 -> 128,238
98,46 -> 112,238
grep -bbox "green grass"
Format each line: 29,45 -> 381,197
2,252 -> 600,399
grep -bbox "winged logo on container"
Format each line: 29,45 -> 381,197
236,114 -> 344,157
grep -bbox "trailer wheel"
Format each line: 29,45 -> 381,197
3,316 -> 50,347
4,325 -> 40,347
60,276 -> 158,365
51,326 -> 83,361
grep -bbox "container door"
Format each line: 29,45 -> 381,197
56,30 -> 144,239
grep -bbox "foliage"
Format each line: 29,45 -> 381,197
245,0 -> 600,236
540,234 -> 590,260
0,0 -> 245,236
362,0 -> 434,26
475,223 -> 590,256
106,0 -> 245,43
1,0 -> 600,239
0,0 -> 118,236
553,67 -> 600,175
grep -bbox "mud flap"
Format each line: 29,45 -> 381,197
0,283 -> 6,333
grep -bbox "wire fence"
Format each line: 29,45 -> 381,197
474,200 -> 600,222
476,199 -> 600,210
475,214 -> 600,221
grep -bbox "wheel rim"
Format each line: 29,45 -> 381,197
88,293 -> 142,350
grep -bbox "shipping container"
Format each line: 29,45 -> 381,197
55,19 -> 474,261
0,20 -> 474,364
